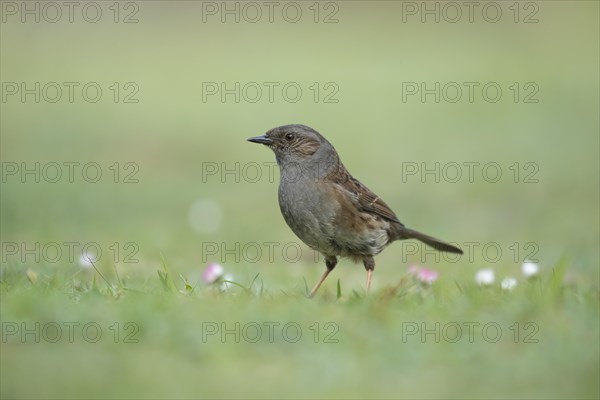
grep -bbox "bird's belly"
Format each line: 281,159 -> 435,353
278,182 -> 389,258
331,222 -> 389,257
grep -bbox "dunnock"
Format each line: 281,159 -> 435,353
248,124 -> 462,297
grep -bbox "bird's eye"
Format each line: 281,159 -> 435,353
285,133 -> 294,141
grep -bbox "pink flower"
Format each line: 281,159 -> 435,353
418,268 -> 439,284
202,263 -> 224,284
408,265 -> 439,284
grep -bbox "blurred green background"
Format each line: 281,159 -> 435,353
1,1 -> 598,399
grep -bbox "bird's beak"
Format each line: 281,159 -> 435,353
247,135 -> 273,145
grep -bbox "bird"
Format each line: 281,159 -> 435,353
247,124 -> 463,297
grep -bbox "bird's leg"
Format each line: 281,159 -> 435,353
309,256 -> 337,298
363,257 -> 375,293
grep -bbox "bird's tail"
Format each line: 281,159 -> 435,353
401,228 -> 463,254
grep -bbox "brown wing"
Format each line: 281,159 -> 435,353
346,176 -> 404,225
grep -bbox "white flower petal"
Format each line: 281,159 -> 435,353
522,261 -> 539,277
78,252 -> 96,269
475,268 -> 495,286
501,277 -> 518,290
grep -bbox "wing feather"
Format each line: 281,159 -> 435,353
346,177 -> 403,225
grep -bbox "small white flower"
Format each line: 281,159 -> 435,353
501,277 -> 518,290
522,261 -> 539,277
78,252 -> 96,269
475,268 -> 495,286
220,273 -> 234,291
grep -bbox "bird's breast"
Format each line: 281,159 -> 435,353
277,178 -> 335,251
277,178 -> 391,258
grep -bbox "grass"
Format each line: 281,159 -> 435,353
1,257 -> 598,399
1,1 -> 599,398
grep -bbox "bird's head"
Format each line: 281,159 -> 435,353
248,125 -> 338,173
